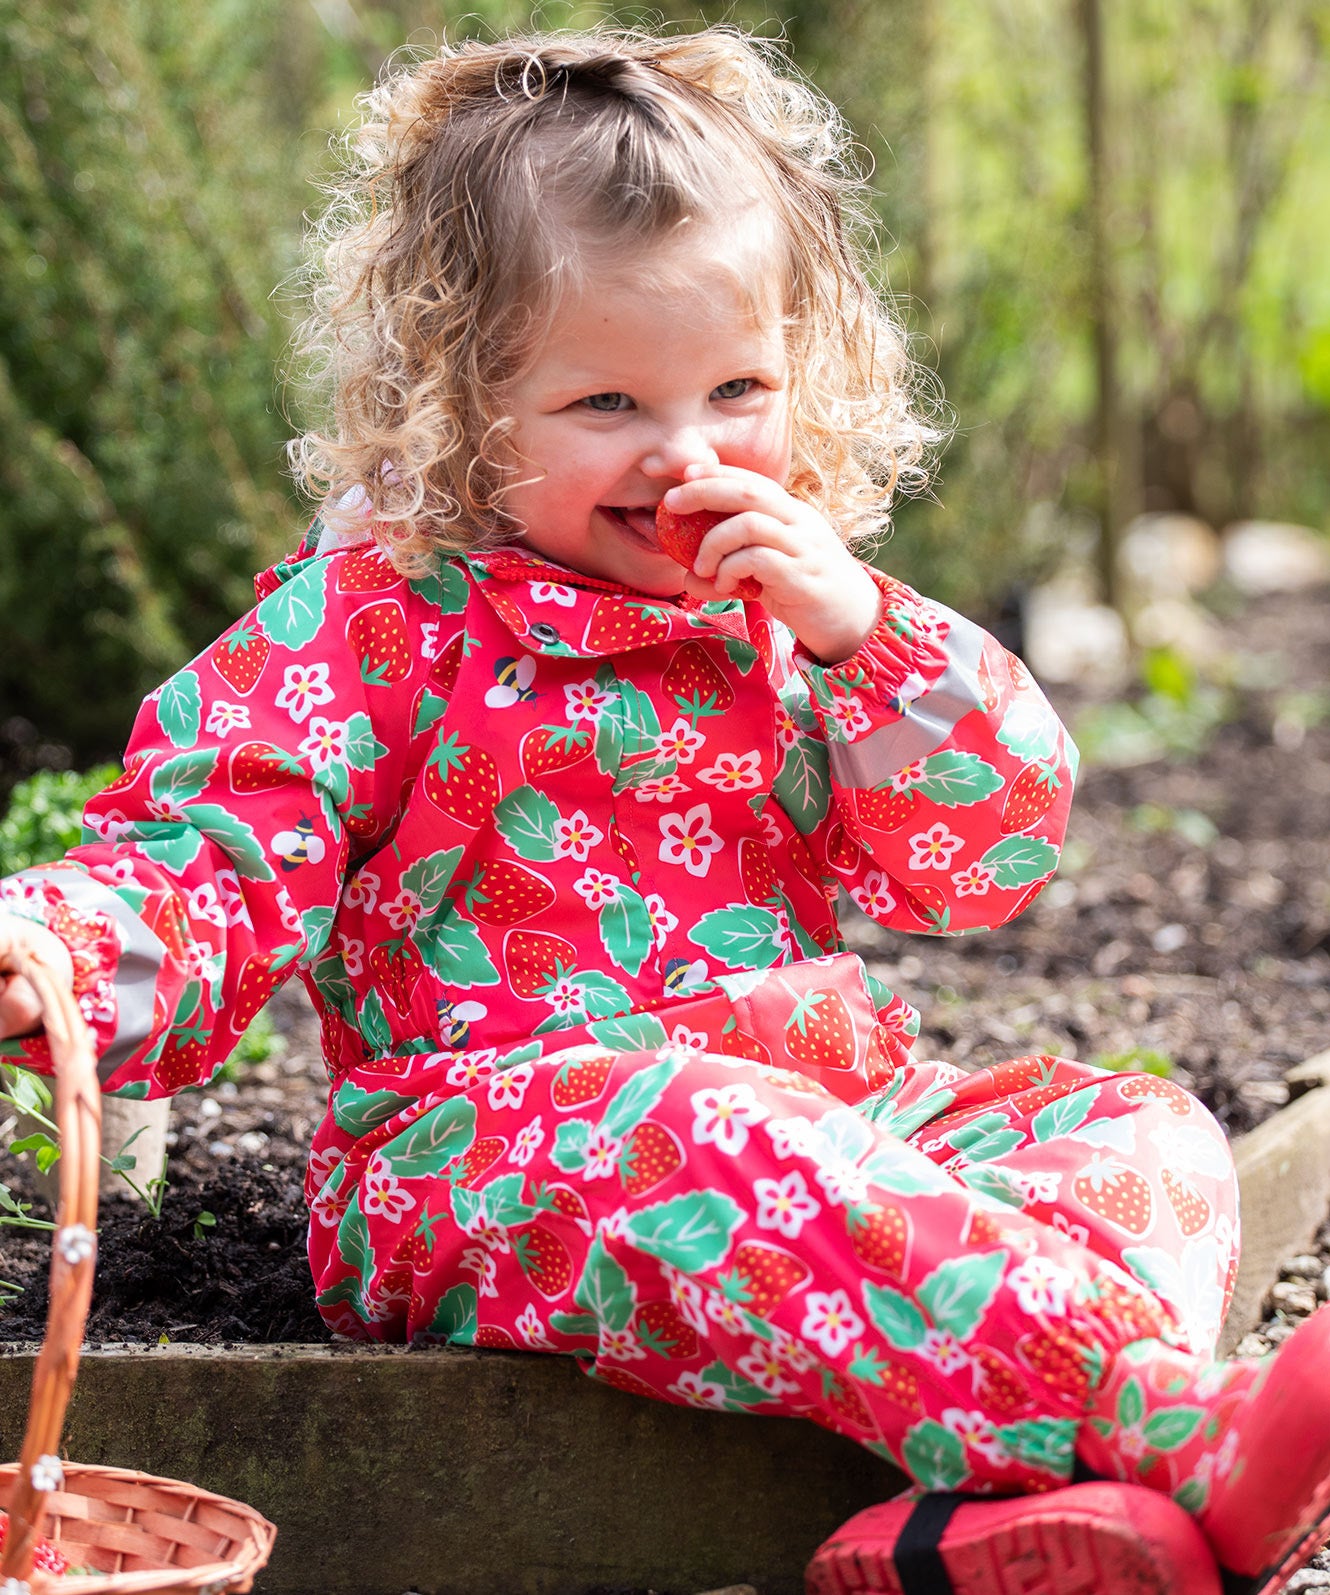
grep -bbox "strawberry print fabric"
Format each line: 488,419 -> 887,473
0,529 -> 1239,1492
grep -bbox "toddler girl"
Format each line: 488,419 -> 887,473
2,27 -> 1327,1595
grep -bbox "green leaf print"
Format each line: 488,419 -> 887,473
401,846 -> 464,913
314,759 -> 350,811
477,1171 -> 533,1228
300,906 -> 335,963
616,679 -> 663,757
861,1283 -> 928,1350
902,1420 -> 971,1491
698,1359 -> 768,1409
430,1282 -> 478,1343
594,665 -> 626,775
916,1252 -> 1008,1342
600,1050 -> 687,1141
414,690 -> 450,736
157,670 -> 201,749
494,787 -> 563,862
688,905 -> 786,970
412,561 -> 469,615
772,739 -> 831,834
182,803 -> 276,881
378,1096 -> 478,1178
551,1118 -> 594,1174
913,752 -> 1003,806
944,1112 -> 1024,1163
129,826 -> 203,874
336,1194 -> 375,1295
332,1081 -> 415,1137
991,1417 -> 1077,1475
978,835 -> 1059,888
358,989 -> 393,1054
997,700 -> 1061,764
723,638 -> 759,675
1031,1091 -> 1095,1143
1118,1375 -> 1145,1429
415,911 -> 500,986
1142,1408 -> 1204,1451
450,1184 -> 483,1232
958,1165 -> 1025,1209
598,889 -> 653,977
573,1235 -> 637,1334
549,1310 -> 600,1341
574,969 -> 633,1018
624,1190 -> 744,1272
257,559 -> 329,648
149,750 -> 218,807
344,711 -> 387,772
588,1012 -> 669,1052
1173,1475 -> 1209,1514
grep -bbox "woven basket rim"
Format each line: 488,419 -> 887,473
0,952 -> 277,1595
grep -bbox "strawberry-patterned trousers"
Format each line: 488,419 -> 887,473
310,959 -> 1240,1497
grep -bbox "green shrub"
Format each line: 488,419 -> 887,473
0,764 -> 120,874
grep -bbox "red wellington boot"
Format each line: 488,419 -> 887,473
805,1481 -> 1222,1595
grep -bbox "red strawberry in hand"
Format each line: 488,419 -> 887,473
655,505 -> 762,600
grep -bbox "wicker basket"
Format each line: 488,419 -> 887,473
0,947 -> 277,1594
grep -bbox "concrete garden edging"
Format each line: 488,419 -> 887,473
4,1056 -> 1329,1595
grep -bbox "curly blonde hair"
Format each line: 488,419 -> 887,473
288,25 -> 940,573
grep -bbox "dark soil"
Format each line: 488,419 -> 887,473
2,584 -> 1328,1347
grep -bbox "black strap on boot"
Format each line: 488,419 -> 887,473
893,1492 -> 971,1595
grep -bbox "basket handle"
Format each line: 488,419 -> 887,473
0,947 -> 101,1584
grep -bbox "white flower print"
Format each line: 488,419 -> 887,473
669,1025 -> 708,1052
311,1181 -> 349,1228
655,718 -> 706,763
545,976 -> 587,1015
306,1145 -> 343,1190
555,809 -> 604,861
667,1270 -> 709,1334
384,889 -> 424,933
908,823 -> 966,871
704,1292 -> 749,1335
277,888 -> 304,934
343,867 -> 380,913
361,1154 -> 416,1222
697,750 -> 763,791
341,937 -> 365,977
754,1170 -> 822,1239
1015,1169 -> 1062,1205
564,678 -> 612,723
420,621 -> 440,660
216,868 -> 252,928
487,1063 -> 534,1112
517,1303 -> 554,1349
951,861 -> 997,898
298,716 -> 350,771
758,810 -> 784,846
573,868 -> 621,909
600,1326 -> 648,1362
919,1328 -> 974,1376
737,1342 -> 801,1397
643,894 -> 680,950
1052,1211 -> 1091,1249
669,1370 -> 728,1409
205,700 -> 251,736
187,883 -> 228,929
459,1245 -> 498,1298
770,1326 -> 819,1374
690,1084 -> 769,1156
581,1125 -> 626,1181
850,871 -> 897,917
512,1116 -> 546,1168
445,1052 -> 497,1089
658,804 -> 724,878
826,694 -> 872,741
275,661 -> 335,725
815,1158 -> 872,1207
773,702 -> 800,749
765,1115 -> 824,1161
633,774 -> 689,804
800,1289 -> 865,1358
942,1408 -> 1009,1466
1007,1256 -> 1075,1317
531,581 -> 577,606
463,1213 -> 510,1253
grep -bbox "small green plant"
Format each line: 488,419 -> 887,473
214,1003 -> 286,1086
104,1123 -> 170,1218
193,1209 -> 217,1241
1091,1047 -> 1175,1078
0,764 -> 121,874
0,1278 -> 24,1305
1074,645 -> 1233,769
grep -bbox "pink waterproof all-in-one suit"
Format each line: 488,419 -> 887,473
2,529 -> 1239,1498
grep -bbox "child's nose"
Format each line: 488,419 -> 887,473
640,428 -> 720,480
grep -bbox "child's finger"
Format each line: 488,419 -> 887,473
0,971 -> 43,1039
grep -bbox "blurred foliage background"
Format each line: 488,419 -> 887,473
1,0 -> 1327,777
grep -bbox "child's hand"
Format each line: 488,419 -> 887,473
663,465 -> 881,663
0,911 -> 74,1040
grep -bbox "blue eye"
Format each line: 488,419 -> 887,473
712,378 -> 754,400
583,392 -> 630,413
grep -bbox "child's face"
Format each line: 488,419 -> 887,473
499,224 -> 792,596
